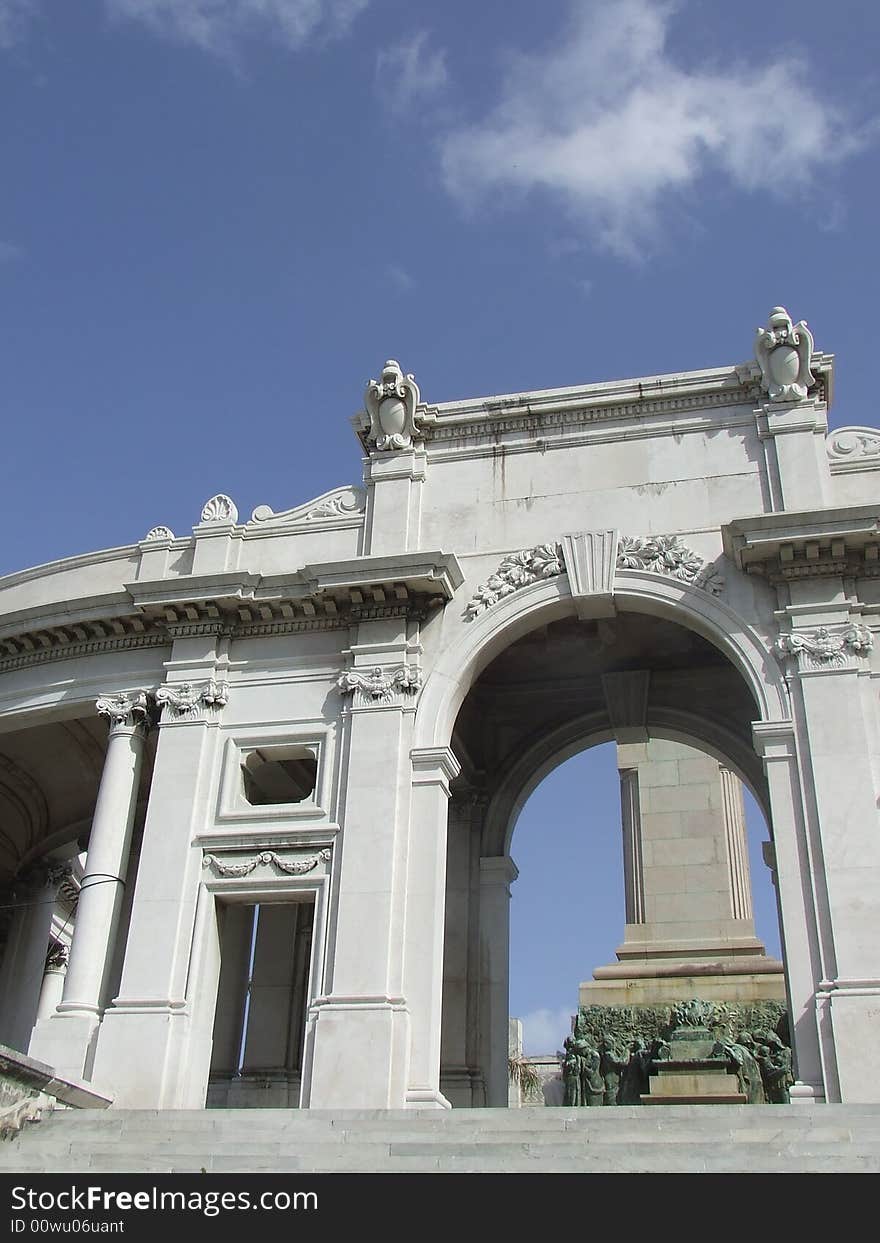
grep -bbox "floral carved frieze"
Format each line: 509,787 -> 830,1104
775,624 -> 873,669
95,690 -> 151,729
202,849 -> 331,879
337,665 -> 422,702
464,534 -> 722,619
155,679 -> 230,719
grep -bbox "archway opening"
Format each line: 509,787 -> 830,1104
440,605 -> 789,1108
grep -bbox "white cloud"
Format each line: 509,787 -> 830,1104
375,31 -> 448,117
519,1006 -> 573,1055
387,263 -> 415,293
105,0 -> 369,57
440,0 -> 873,259
0,0 -> 38,48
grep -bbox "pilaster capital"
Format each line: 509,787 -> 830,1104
774,623 -> 873,673
751,719 -> 797,761
337,664 -> 422,708
479,855 -> 519,889
95,690 -> 152,733
411,745 -> 461,791
155,678 -> 230,722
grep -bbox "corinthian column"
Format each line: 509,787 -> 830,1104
30,691 -> 150,1080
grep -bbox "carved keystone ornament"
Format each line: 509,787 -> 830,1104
464,534 -> 722,620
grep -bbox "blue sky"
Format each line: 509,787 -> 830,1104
1,1 -> 876,1052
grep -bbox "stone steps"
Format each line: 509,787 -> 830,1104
3,1105 -> 880,1173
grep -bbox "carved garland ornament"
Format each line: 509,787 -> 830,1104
617,535 -> 724,594
202,849 -> 331,879
775,624 -> 873,669
337,665 -> 422,701
464,534 -> 721,619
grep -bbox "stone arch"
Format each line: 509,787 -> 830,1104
421,567 -> 829,1106
481,711 -> 771,861
413,569 -> 791,756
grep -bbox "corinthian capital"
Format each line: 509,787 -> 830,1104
95,690 -> 151,730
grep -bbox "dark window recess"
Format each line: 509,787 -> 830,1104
241,746 -> 318,806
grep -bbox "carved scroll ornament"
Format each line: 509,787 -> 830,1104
337,665 -> 422,701
95,690 -> 151,729
155,679 -> 230,718
775,624 -> 873,669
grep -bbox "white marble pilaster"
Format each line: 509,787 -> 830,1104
306,637 -> 416,1109
781,644 -> 880,1102
752,720 -> 826,1102
405,745 -> 460,1108
478,855 -> 518,1107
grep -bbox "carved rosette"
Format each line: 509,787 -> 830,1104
95,690 -> 151,731
775,624 -> 874,670
199,494 -> 239,524
363,359 -> 424,451
155,679 -> 230,720
337,665 -> 422,703
202,849 -> 331,879
754,307 -> 816,402
617,535 -> 724,594
465,533 -> 722,619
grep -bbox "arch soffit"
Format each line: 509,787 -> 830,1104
479,710 -> 771,860
414,569 -> 790,754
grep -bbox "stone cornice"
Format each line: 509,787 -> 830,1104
722,506 -> 880,581
369,355 -> 833,456
0,553 -> 463,676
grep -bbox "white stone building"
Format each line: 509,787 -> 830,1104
1,308 -> 878,1110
